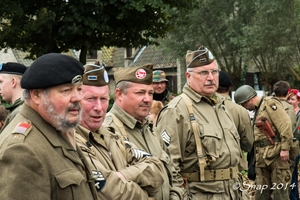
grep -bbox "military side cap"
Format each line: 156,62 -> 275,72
219,71 -> 233,87
83,64 -> 109,86
113,64 -> 153,85
186,46 -> 215,68
21,53 -> 84,89
153,70 -> 168,83
0,62 -> 27,75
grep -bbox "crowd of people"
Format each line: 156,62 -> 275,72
0,46 -> 299,200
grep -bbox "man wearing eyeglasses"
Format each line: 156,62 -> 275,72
156,46 -> 248,199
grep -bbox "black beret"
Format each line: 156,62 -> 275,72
21,53 -> 84,89
83,64 -> 109,86
219,71 -> 233,87
113,64 -> 153,85
186,46 -> 215,68
0,62 -> 27,75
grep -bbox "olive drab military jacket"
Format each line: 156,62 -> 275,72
0,97 -> 24,133
221,94 -> 254,171
254,97 -> 293,167
279,99 -> 296,130
75,125 -> 165,199
156,84 -> 243,196
103,104 -> 184,200
0,104 -> 97,200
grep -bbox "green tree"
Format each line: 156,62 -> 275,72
157,0 -> 300,90
0,0 -> 186,64
157,0 -> 256,89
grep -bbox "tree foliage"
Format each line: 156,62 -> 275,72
157,0 -> 300,90
0,0 -> 186,63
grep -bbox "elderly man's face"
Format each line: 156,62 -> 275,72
186,60 -> 219,97
80,85 -> 110,132
39,83 -> 83,132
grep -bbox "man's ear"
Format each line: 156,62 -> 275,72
29,89 -> 42,103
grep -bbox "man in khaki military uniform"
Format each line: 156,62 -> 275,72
155,46 -> 247,199
152,70 -> 174,105
0,53 -> 97,200
0,62 -> 27,131
75,63 -> 164,199
103,64 -> 184,200
273,81 -> 296,130
217,71 -> 254,172
235,85 -> 293,200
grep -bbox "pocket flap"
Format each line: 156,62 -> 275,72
55,169 -> 86,188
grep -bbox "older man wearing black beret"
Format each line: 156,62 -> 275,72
0,53 -> 97,199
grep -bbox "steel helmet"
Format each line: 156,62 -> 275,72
234,85 -> 257,104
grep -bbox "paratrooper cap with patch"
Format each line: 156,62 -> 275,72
83,63 -> 109,86
185,46 -> 215,68
113,64 -> 153,85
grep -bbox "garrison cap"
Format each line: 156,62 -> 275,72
83,63 -> 109,86
21,53 -> 84,89
0,62 -> 27,75
153,70 -> 168,83
186,46 -> 215,68
114,64 -> 153,85
219,71 -> 233,87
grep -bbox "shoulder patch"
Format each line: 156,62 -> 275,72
161,130 -> 171,147
92,170 -> 106,191
271,103 -> 277,111
13,122 -> 32,136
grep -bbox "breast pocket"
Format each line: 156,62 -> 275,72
55,169 -> 86,188
198,124 -> 222,158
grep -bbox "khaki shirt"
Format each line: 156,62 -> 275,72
220,93 -> 254,171
104,104 -> 183,200
75,125 -> 164,199
0,104 -> 97,200
254,97 -> 293,166
279,99 -> 296,130
156,84 -> 242,195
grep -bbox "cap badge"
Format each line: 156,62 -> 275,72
135,68 -> 147,79
88,75 -> 97,81
103,70 -> 109,83
72,75 -> 82,84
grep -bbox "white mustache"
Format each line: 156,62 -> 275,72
204,81 -> 215,86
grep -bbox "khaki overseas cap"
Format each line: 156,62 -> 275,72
113,64 -> 153,85
83,64 -> 109,86
186,46 -> 215,68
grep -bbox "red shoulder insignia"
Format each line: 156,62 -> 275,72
13,122 -> 32,135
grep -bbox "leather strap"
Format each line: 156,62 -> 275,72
180,93 -> 207,181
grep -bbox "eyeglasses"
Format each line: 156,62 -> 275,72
189,69 -> 220,77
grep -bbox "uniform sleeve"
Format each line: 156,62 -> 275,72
156,103 -> 188,199
0,143 -> 50,200
266,98 -> 293,150
238,107 -> 254,152
97,165 -> 149,199
119,156 -> 164,197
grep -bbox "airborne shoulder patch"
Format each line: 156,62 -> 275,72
13,121 -> 32,136
271,103 -> 277,111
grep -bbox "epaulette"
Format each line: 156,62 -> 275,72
166,96 -> 181,108
13,121 -> 32,136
